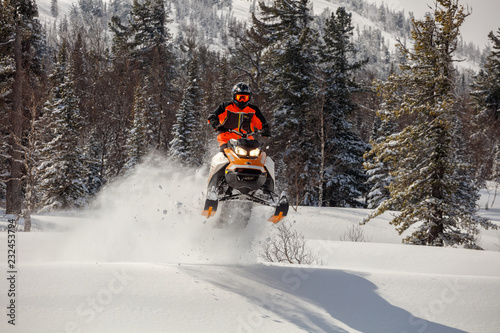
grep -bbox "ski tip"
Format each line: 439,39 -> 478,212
269,198 -> 288,223
202,206 -> 217,218
268,211 -> 284,224
202,198 -> 218,218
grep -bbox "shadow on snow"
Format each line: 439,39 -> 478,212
183,264 -> 467,333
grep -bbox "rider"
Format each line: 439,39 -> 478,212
208,82 -> 270,149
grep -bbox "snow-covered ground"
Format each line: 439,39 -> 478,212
1,154 -> 499,332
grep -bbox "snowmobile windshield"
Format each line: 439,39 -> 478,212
236,138 -> 260,150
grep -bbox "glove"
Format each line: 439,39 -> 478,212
208,115 -> 220,130
261,123 -> 271,137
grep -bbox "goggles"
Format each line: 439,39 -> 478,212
235,94 -> 250,102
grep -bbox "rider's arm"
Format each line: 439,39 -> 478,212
251,105 -> 267,129
250,105 -> 270,136
208,102 -> 230,129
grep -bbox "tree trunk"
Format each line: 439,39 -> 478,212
428,128 -> 446,246
318,90 -> 326,207
428,222 -> 444,246
6,24 -> 24,215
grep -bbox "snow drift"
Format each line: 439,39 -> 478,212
1,154 -> 500,333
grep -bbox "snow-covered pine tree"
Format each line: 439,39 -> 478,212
67,0 -> 108,58
0,1 -> 16,97
21,101 -> 42,231
124,83 -> 150,172
492,144 -> 500,211
470,28 -> 500,181
109,0 -> 132,23
449,116 -> 487,248
213,56 -> 230,104
253,0 -> 319,206
110,0 -> 176,148
1,0 -> 45,214
364,116 -> 396,209
363,0 -> 497,247
0,1 -> 17,203
82,127 -> 105,196
228,18 -> 267,107
129,0 -> 169,64
50,0 -> 58,18
494,143 -> 500,184
198,53 -> 230,153
36,42 -> 89,211
169,54 -> 204,167
109,11 -> 131,57
318,7 -> 370,207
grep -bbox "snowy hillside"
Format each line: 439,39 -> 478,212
35,0 -> 485,73
36,0 -> 400,53
1,154 -> 499,332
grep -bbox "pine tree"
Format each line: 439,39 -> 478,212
50,0 -> 58,18
228,20 -> 267,107
470,28 -> 500,181
476,29 -> 500,109
21,99 -> 43,231
109,0 -> 132,22
109,14 -> 131,57
36,42 -> 89,211
1,0 -> 45,214
213,56 -> 231,105
363,0 -> 497,247
253,0 -> 319,206
494,142 -> 500,177
110,0 -> 176,147
169,54 -> 204,166
198,51 -> 228,152
318,7 -> 370,207
0,1 -> 16,203
140,75 -> 161,146
127,0 -> 171,66
124,83 -> 150,172
364,116 -> 396,209
0,1 -> 16,98
450,117 -> 486,249
82,127 -> 105,196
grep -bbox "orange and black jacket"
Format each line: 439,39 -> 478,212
208,102 -> 269,146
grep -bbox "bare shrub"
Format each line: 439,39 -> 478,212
261,222 -> 321,265
340,224 -> 368,242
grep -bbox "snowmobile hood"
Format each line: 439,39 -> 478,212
224,148 -> 267,173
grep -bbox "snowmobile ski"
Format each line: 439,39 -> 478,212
202,187 -> 218,218
268,192 -> 289,223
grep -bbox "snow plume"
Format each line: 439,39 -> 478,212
51,152 -> 272,264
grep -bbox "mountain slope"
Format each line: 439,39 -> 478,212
35,0 -> 485,71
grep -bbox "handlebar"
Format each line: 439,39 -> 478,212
226,129 -> 261,138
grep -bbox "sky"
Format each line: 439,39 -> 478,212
369,0 -> 500,48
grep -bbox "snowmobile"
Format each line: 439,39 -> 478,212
202,128 -> 289,226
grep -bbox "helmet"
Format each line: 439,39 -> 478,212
232,82 -> 252,109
